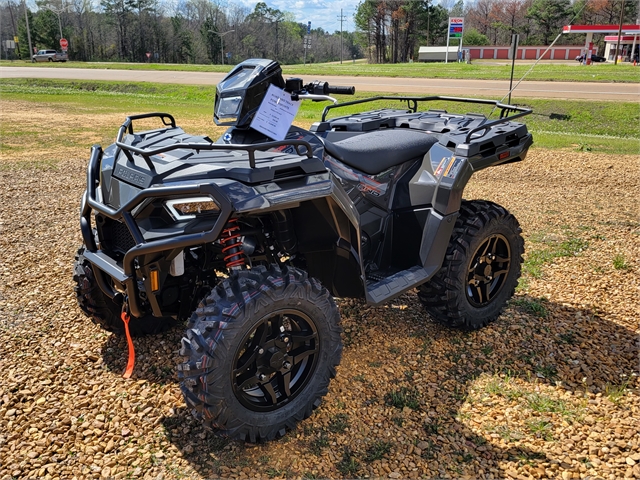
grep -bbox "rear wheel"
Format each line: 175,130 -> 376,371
418,200 -> 524,330
73,246 -> 177,336
178,265 -> 342,442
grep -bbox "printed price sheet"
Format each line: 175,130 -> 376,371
250,84 -> 301,141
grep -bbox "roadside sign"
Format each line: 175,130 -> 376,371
307,21 -> 311,35
449,17 -> 464,38
59,38 -> 68,49
446,17 -> 464,63
146,52 -> 151,58
14,36 -> 19,43
508,34 -> 520,59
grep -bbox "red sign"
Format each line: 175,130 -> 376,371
146,52 -> 151,58
59,38 -> 68,49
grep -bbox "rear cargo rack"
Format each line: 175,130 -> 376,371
115,112 -> 313,170
321,96 -> 531,143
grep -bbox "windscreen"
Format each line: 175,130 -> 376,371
213,59 -> 285,127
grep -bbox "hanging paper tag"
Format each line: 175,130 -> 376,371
250,84 -> 301,141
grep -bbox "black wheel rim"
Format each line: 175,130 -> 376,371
466,233 -> 511,307
232,309 -> 319,412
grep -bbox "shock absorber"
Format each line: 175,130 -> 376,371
220,218 -> 246,269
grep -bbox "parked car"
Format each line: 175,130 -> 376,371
32,50 -> 68,62
575,54 -> 606,63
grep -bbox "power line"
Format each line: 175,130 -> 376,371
337,9 -> 346,63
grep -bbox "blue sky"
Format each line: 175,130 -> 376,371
235,0 -> 361,33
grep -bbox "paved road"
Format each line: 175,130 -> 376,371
2,66 -> 639,101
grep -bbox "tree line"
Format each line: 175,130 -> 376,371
2,0 -> 360,63
355,0 -> 638,63
1,0 -> 637,64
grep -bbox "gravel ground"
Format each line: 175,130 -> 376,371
0,101 -> 638,480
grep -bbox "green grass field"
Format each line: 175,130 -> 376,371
2,58 -> 639,83
1,78 -> 638,156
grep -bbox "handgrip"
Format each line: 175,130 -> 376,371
326,85 -> 356,95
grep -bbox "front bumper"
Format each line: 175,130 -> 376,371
81,145 -> 233,317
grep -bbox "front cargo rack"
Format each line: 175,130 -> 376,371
114,112 -> 313,170
321,95 -> 532,143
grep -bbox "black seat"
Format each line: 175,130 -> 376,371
323,129 -> 438,175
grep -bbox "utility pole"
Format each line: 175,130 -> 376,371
23,0 -> 33,61
209,29 -> 235,65
275,19 -> 279,61
8,2 -> 20,58
614,0 -> 625,64
338,9 -> 346,64
426,0 -> 431,46
304,21 -> 310,66
42,3 -> 67,41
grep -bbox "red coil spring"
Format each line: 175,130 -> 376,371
220,218 -> 246,268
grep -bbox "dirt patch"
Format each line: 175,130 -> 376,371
0,102 -> 638,479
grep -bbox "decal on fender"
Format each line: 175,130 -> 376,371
444,157 -> 463,179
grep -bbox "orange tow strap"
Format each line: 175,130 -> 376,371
121,311 -> 135,379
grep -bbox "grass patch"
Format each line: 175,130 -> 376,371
3,59 -> 639,83
535,364 -> 558,380
265,468 -> 288,478
308,431 -> 329,456
557,331 -> 577,344
525,418 -> 554,440
605,380 -> 630,404
327,413 -> 349,434
364,440 -> 393,462
0,159 -> 61,172
525,393 -> 573,417
1,79 -> 638,159
391,416 -> 404,427
523,235 -> 589,279
494,425 -> 524,442
424,419 -> 442,435
384,387 -> 421,410
336,447 -> 360,476
483,377 -> 525,401
612,254 -> 631,271
511,296 -> 549,318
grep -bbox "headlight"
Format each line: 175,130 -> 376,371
165,197 -> 220,220
216,95 -> 243,117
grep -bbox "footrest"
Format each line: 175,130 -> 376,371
366,266 -> 433,305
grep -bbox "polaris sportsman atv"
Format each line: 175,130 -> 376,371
74,58 -> 532,442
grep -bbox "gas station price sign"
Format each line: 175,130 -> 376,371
449,17 -> 464,38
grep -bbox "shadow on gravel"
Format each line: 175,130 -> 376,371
98,294 -> 638,478
99,325 -> 184,384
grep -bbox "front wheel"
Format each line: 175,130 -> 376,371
418,200 -> 524,330
178,265 -> 342,442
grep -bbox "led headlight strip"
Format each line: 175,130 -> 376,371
165,197 -> 220,220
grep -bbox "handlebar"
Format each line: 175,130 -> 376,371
294,93 -> 338,104
285,77 -> 355,100
326,85 -> 355,95
305,80 -> 355,96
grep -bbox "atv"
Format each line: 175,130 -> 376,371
74,58 -> 532,442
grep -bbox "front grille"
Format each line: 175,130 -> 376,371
98,217 -> 137,255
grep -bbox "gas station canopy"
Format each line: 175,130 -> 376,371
563,24 -> 640,34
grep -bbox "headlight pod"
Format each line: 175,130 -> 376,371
165,197 -> 220,221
